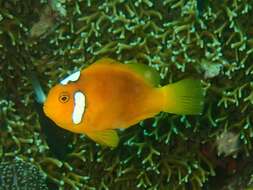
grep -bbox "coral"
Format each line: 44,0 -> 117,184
1,0 -> 253,189
0,159 -> 48,190
216,131 -> 240,157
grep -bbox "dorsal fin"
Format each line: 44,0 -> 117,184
92,57 -> 118,65
93,58 -> 161,86
126,63 -> 161,86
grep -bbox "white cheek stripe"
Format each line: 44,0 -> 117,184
72,91 -> 86,124
60,71 -> 81,85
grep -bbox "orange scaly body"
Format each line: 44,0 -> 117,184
79,62 -> 163,131
44,58 -> 204,147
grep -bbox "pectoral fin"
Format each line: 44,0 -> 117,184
85,129 -> 119,148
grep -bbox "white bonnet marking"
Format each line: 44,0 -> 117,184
60,71 -> 81,85
72,91 -> 86,125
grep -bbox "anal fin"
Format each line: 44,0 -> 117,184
85,129 -> 119,148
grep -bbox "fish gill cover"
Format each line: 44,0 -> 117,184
0,0 -> 253,189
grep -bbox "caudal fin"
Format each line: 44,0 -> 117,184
161,78 -> 204,115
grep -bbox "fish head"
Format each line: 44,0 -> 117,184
43,83 -> 86,133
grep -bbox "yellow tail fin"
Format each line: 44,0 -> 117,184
161,78 -> 204,115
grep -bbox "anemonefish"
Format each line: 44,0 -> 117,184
43,58 -> 204,147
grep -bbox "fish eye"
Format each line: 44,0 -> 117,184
59,92 -> 70,103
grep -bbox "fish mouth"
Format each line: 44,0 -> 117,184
42,102 -> 50,117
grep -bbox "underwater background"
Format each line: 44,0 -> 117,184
0,0 -> 253,189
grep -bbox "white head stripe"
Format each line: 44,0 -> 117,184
60,71 -> 81,85
72,91 -> 85,124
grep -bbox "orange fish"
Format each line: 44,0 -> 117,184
43,58 -> 204,147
